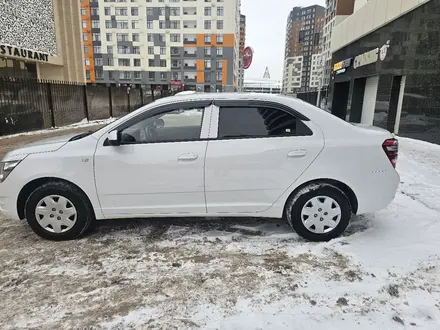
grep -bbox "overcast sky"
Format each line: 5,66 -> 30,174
240,0 -> 325,81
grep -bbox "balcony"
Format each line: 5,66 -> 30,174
183,20 -> 197,29
184,47 -> 197,57
184,60 -> 196,69
183,7 -> 197,15
183,34 -> 197,44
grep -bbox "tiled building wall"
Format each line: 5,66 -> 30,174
0,0 -> 57,54
331,0 -> 440,144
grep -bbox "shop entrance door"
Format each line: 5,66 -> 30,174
331,81 -> 350,119
350,78 -> 367,123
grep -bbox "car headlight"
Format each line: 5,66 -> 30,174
0,155 -> 27,183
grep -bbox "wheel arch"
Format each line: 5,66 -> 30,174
284,178 -> 359,215
17,177 -> 96,220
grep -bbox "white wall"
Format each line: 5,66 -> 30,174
353,0 -> 369,12
331,0 -> 431,53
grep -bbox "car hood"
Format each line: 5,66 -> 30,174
2,133 -> 79,161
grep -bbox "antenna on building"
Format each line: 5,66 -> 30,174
263,67 -> 271,79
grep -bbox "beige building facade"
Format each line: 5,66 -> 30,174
0,0 -> 85,83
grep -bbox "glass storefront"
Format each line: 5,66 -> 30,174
0,58 -> 37,79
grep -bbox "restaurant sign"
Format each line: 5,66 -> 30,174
0,44 -> 49,62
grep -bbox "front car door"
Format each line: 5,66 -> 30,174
94,101 -> 212,218
204,100 -> 324,214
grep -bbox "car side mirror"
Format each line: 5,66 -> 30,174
107,130 -> 120,146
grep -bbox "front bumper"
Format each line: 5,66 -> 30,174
0,196 -> 20,220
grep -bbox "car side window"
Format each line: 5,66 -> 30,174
218,106 -> 312,139
120,107 -> 204,144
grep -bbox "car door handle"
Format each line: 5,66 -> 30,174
287,149 -> 308,158
178,153 -> 198,161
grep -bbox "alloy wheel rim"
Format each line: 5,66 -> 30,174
35,195 -> 77,233
300,196 -> 341,234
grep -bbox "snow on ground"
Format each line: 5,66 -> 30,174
0,118 -> 116,141
1,138 -> 440,329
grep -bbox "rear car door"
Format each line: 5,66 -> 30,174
204,100 -> 324,214
94,101 -> 212,217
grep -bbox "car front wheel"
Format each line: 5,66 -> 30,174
285,183 -> 352,242
25,181 -> 94,241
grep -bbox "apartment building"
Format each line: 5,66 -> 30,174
329,0 -> 438,145
319,0 -> 355,87
0,0 -> 84,82
80,0 -> 241,92
282,5 -> 325,93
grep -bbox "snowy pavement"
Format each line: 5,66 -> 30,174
1,138 -> 440,329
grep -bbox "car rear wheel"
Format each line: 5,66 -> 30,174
25,181 -> 94,241
285,183 -> 352,241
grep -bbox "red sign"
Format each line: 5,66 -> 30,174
242,46 -> 253,70
170,81 -> 184,86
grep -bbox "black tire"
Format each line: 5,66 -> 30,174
285,183 -> 352,242
25,181 -> 95,241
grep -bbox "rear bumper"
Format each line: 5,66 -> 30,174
356,169 -> 400,214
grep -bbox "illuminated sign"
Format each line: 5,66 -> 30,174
333,58 -> 352,72
353,40 -> 390,69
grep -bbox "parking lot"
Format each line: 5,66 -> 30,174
1,129 -> 440,329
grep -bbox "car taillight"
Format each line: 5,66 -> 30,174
382,138 -> 398,168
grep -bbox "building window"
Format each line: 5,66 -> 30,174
131,7 -> 138,15
82,20 -> 87,28
171,47 -> 179,55
119,71 -> 131,80
217,47 -> 223,56
216,60 -> 222,69
117,33 -> 129,41
160,72 -> 167,80
104,7 -> 111,15
91,20 -> 99,28
216,71 -> 222,81
149,72 -> 155,80
82,33 -> 88,41
81,8 -> 86,16
160,47 -> 166,55
109,71 -> 114,80
217,7 -> 223,16
172,71 -> 181,81
205,47 -> 211,55
83,46 -> 88,54
105,20 -> 112,28
146,7 -> 153,15
159,34 -> 165,42
205,72 -> 211,82
92,33 -> 100,41
134,59 -> 141,66
132,33 -> 140,42
171,33 -> 180,42
149,59 -> 155,67
90,7 -> 99,15
132,46 -> 140,54
147,20 -> 153,28
159,7 -> 165,15
115,7 -> 128,15
170,21 -> 180,29
107,46 -> 113,54
205,34 -> 211,43
116,20 -> 128,29
85,70 -> 90,80
134,71 -> 141,79
217,20 -> 223,29
159,21 -> 167,29
84,58 -> 90,66
160,59 -> 166,67
204,20 -> 211,29
93,46 -> 101,53
148,46 -> 154,54
147,33 -> 153,42
205,60 -> 211,68
171,59 -> 180,68
95,58 -> 103,66
118,58 -> 130,66
217,34 -> 223,43
204,7 -> 211,15
107,57 -> 114,66
118,46 -> 130,54
170,7 -> 180,15
132,20 -> 139,29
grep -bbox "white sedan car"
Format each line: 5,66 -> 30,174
0,93 -> 399,241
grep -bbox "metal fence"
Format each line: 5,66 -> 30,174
0,77 -> 157,136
